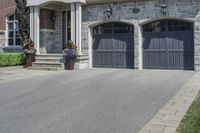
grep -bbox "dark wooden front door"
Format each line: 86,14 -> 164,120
93,22 -> 134,69
62,11 -> 71,49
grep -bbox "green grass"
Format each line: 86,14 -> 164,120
0,53 -> 25,67
177,91 -> 200,133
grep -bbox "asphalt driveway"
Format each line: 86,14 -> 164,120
0,69 -> 195,133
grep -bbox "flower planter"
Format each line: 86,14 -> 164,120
65,58 -> 76,70
63,40 -> 77,70
25,53 -> 35,68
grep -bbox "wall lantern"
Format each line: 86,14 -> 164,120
160,0 -> 167,16
50,12 -> 56,22
105,5 -> 112,18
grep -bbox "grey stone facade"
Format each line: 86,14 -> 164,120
40,10 -> 63,54
0,31 -> 6,52
81,0 -> 200,70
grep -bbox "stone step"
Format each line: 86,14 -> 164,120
30,54 -> 64,71
35,54 -> 63,63
36,54 -> 63,58
76,54 -> 89,60
35,58 -> 63,63
29,54 -> 89,71
27,66 -> 63,71
36,56 -> 62,60
32,62 -> 63,68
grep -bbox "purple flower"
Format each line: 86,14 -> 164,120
63,48 -> 76,58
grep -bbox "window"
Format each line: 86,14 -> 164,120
143,19 -> 193,33
93,22 -> 134,36
6,15 -> 20,46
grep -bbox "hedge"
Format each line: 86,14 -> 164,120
0,53 -> 25,67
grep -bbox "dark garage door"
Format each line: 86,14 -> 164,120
143,19 -> 194,70
93,22 -> 134,68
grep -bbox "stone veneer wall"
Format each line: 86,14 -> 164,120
40,9 -> 62,54
0,31 -> 6,52
82,0 -> 200,70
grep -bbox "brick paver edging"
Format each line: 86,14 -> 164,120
138,72 -> 200,133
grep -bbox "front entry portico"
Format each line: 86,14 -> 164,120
27,0 -> 85,55
27,0 -> 89,70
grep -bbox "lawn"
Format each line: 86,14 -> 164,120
177,91 -> 200,133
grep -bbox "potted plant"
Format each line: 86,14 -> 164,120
63,40 -> 77,70
22,36 -> 37,68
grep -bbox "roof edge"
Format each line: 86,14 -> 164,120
27,0 -> 86,6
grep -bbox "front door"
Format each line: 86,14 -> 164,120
62,11 -> 71,49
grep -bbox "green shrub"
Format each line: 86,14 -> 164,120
0,53 -> 25,67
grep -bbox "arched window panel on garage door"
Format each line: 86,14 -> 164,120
113,23 -> 134,34
93,22 -> 134,36
143,19 -> 193,33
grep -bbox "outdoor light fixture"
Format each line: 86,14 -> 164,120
160,0 -> 167,16
50,12 -> 56,22
106,5 -> 112,18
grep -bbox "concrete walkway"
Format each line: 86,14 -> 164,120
138,72 -> 200,133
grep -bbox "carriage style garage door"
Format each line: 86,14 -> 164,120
143,19 -> 194,70
93,22 -> 134,68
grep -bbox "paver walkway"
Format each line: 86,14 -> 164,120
138,72 -> 200,133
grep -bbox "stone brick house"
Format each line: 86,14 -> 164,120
26,0 -> 200,70
0,0 -> 19,52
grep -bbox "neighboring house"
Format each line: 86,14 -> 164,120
27,0 -> 200,70
0,0 -> 22,52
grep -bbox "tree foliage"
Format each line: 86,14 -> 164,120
15,0 -> 30,37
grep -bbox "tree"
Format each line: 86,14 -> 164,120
15,0 -> 30,37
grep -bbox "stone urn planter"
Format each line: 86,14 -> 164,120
22,36 -> 37,68
65,57 -> 76,70
63,40 -> 77,70
25,53 -> 35,68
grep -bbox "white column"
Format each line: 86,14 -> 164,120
138,24 -> 143,70
71,2 -> 82,55
34,7 -> 40,54
13,22 -> 16,46
71,3 -> 76,43
75,3 -> 82,55
30,6 -> 40,54
65,11 -> 68,44
30,7 -> 34,42
5,18 -> 8,47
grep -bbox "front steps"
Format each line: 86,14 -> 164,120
27,54 -> 89,71
28,54 -> 64,71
